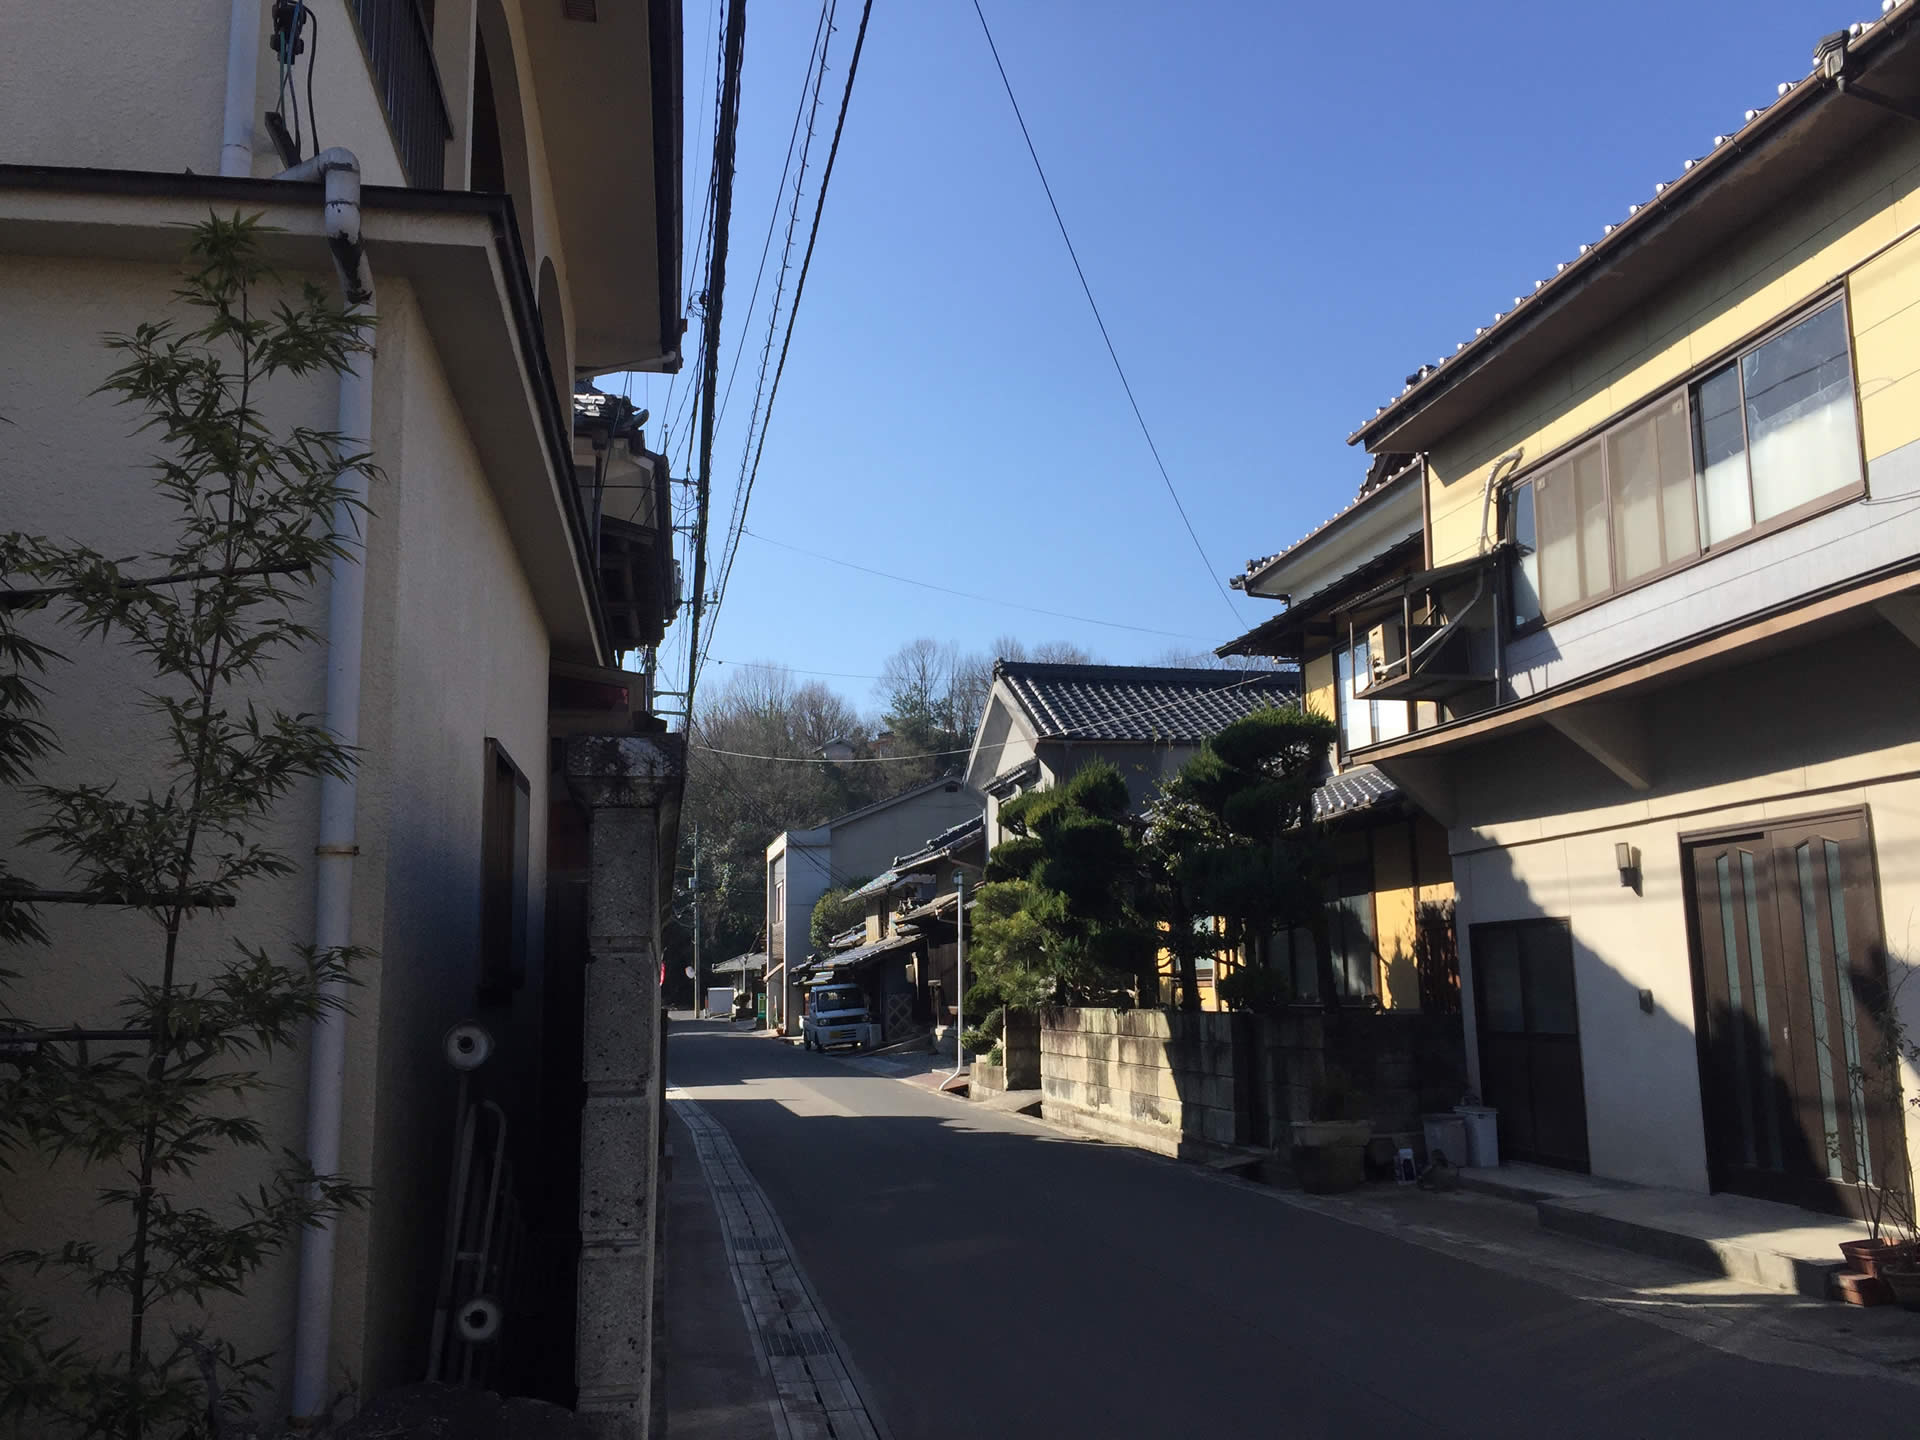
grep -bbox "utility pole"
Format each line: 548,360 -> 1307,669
683,0 -> 746,720
691,821 -> 703,1017
949,869 -> 967,1084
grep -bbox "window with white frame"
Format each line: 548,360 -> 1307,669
1507,297 -> 1863,627
1336,636 -> 1411,753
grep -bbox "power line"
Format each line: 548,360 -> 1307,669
704,0 -> 878,664
739,528 -> 1207,640
969,0 -> 1241,626
711,657 -> 888,682
716,0 -> 835,431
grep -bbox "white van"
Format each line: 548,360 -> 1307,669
802,982 -> 878,1053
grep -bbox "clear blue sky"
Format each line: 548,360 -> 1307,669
608,0 -> 1850,718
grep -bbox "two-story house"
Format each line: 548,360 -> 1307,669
1219,457 -> 1460,1014
0,0 -> 683,1421
1339,14 -> 1920,1212
764,775 -> 982,1035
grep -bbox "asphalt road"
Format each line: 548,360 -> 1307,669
668,1024 -> 1912,1440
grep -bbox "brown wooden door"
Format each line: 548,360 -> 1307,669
1687,812 -> 1898,1214
1471,919 -> 1591,1172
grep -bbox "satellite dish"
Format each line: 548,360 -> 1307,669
684,965 -> 696,979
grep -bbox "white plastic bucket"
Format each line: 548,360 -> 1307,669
1453,1104 -> 1500,1169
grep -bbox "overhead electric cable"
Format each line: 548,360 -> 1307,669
703,0 -> 877,655
969,0 -> 1240,624
716,0 -> 835,430
738,528 -> 1206,640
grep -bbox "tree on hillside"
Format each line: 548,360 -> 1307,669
673,667 -> 887,994
1145,704 -> 1339,1011
969,762 -> 1155,1013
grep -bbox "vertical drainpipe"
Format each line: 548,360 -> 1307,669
272,148 -> 376,1423
221,0 -> 263,177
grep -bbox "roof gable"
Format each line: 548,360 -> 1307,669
992,662 -> 1298,743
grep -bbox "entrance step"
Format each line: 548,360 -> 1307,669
1464,1172 -> 1868,1299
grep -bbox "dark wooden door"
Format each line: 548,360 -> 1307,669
1471,919 -> 1590,1172
1687,812 -> 1898,1214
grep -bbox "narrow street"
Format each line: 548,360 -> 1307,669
667,1021 -> 1916,1440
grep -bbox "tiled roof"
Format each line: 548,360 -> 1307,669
1234,458 -> 1419,589
848,817 -> 986,900
1351,7 -> 1915,445
1311,765 -> 1402,822
997,662 -> 1297,743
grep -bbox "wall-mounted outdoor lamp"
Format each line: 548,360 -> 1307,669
1615,841 -> 1641,891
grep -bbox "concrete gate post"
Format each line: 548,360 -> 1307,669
564,734 -> 684,1440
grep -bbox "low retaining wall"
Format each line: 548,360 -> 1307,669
1040,1006 -> 1467,1164
1040,1008 -> 1239,1158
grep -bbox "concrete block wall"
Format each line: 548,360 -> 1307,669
1040,1008 -> 1240,1157
1043,1007 -> 1467,1162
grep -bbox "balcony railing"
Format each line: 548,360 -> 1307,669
348,0 -> 452,188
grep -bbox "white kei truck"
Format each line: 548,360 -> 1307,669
801,980 -> 879,1052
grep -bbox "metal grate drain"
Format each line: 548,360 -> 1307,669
763,1327 -> 835,1357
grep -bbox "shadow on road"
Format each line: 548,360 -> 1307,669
664,1018 -> 1918,1440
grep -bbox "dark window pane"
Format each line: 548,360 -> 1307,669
1478,927 -> 1525,1032
1511,480 -> 1541,626
1522,925 -> 1578,1036
1694,363 -> 1751,545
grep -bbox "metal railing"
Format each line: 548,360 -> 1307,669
347,0 -> 451,188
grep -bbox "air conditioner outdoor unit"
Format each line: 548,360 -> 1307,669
1365,617 -> 1449,690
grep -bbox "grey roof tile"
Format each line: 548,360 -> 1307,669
1311,764 -> 1402,821
998,663 -> 1297,744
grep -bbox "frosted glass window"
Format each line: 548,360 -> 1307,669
1608,394 -> 1697,583
1536,458 -> 1581,617
1573,447 -> 1609,600
1510,479 -> 1542,626
1743,302 -> 1861,524
1336,642 -> 1372,753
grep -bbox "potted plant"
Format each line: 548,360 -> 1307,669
1292,1066 -> 1372,1193
1839,961 -> 1920,1281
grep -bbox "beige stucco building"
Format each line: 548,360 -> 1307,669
0,0 -> 683,1423
1338,13 -> 1920,1210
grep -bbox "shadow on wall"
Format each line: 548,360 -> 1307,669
1036,1005 -> 1468,1166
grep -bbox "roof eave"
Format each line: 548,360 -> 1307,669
1348,11 -> 1920,454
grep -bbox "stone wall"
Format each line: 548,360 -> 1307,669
565,734 -> 682,1440
1040,1007 -> 1466,1165
1040,1008 -> 1239,1158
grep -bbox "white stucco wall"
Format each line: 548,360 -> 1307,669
0,250 -> 556,1406
0,252 -> 336,1391
335,279 -> 553,1391
1448,620 -> 1920,1195
0,1 -> 405,184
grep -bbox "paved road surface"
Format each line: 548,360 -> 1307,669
669,1024 -> 1914,1439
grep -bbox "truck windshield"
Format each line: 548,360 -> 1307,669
814,990 -> 862,1014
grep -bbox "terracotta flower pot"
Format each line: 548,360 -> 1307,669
1840,1238 -> 1905,1278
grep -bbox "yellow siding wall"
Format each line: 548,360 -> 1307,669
1368,815 -> 1456,1010
1303,652 -> 1337,726
1427,126 -> 1920,564
1851,230 -> 1920,458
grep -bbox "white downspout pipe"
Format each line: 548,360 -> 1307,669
221,0 -> 263,177
275,147 -> 375,1422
